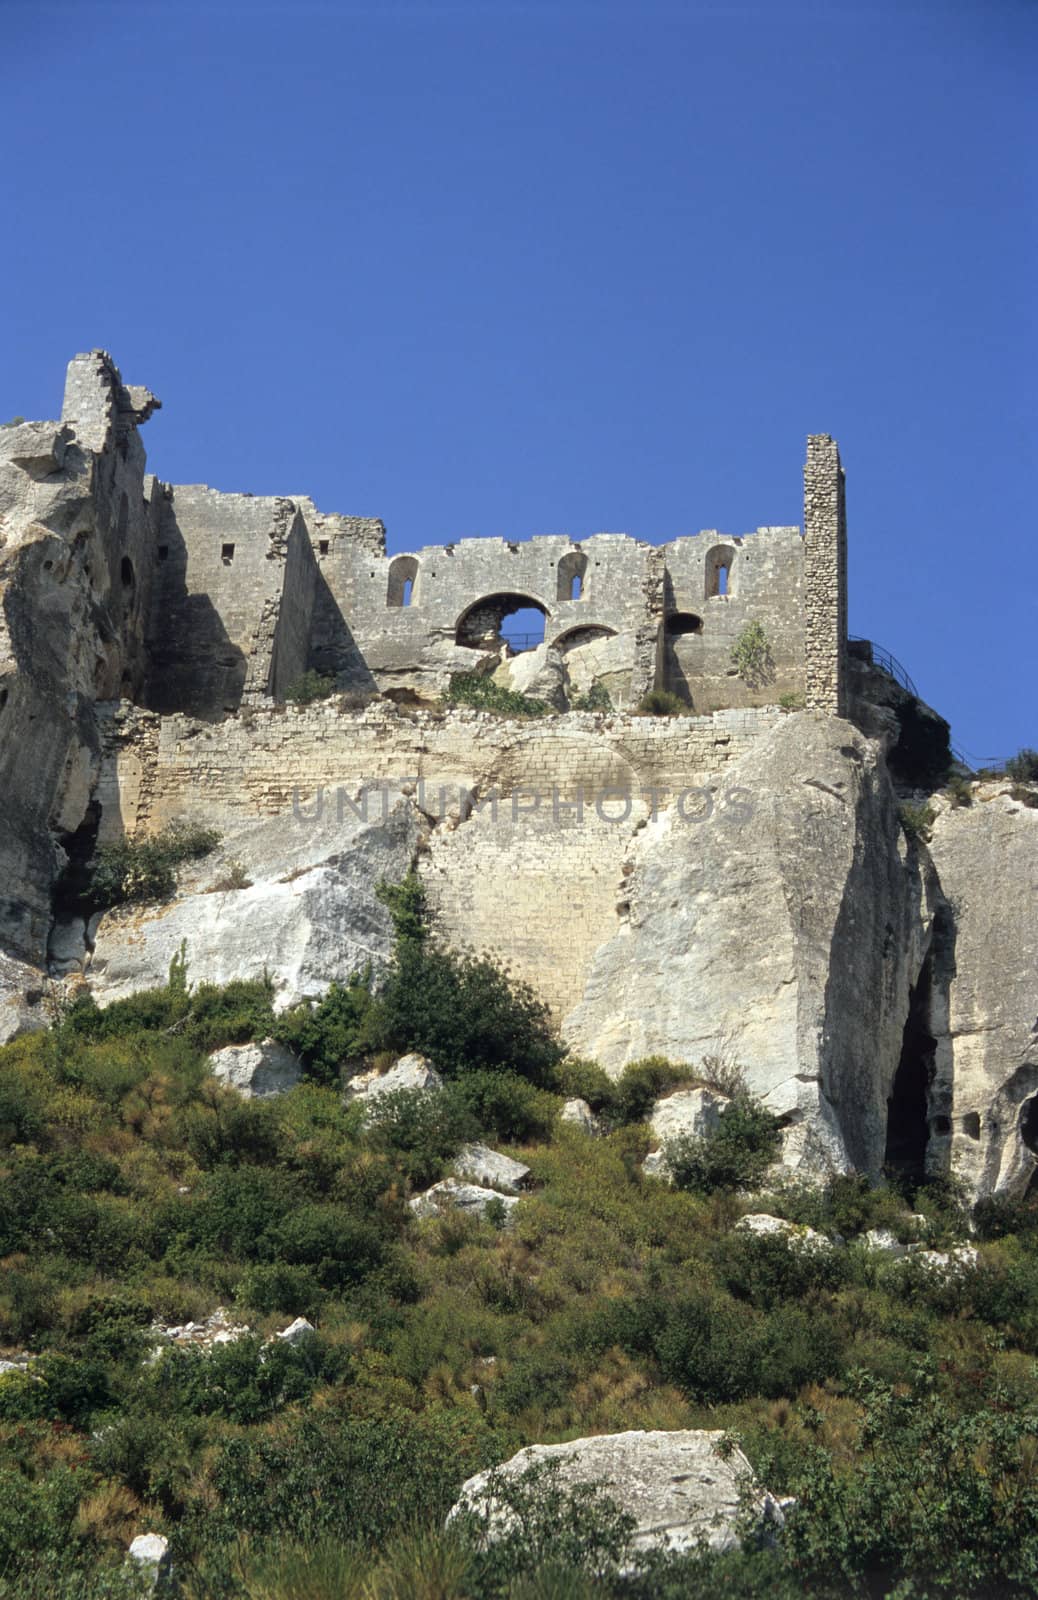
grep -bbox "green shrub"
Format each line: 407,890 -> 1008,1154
944,772 -> 974,808
573,682 -> 613,712
283,670 -> 336,704
1006,748 -> 1038,783
611,1057 -> 695,1125
666,1095 -> 782,1193
552,1056 -> 619,1117
452,1069 -> 560,1143
377,940 -> 564,1087
730,621 -> 774,687
777,691 -> 805,711
276,972 -> 377,1085
899,801 -> 936,843
636,688 -> 687,717
445,672 -> 550,717
85,822 -> 222,910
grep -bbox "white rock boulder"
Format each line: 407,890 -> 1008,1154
450,1430 -> 786,1558
409,1179 -> 520,1223
208,1038 -> 302,1099
276,1316 -> 316,1345
451,1143 -> 531,1195
346,1053 -> 443,1104
127,1532 -> 172,1590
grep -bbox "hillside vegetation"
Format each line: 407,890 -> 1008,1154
1,883 -> 1038,1598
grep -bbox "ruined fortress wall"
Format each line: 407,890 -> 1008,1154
145,486 -> 294,716
101,701 -> 782,1013
661,527 -> 805,710
110,702 -> 781,831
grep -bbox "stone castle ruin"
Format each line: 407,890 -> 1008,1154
52,353 -> 849,723
1,352 -> 1035,1204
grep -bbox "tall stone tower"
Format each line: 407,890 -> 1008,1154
803,433 -> 848,716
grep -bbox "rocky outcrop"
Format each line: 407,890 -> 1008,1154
86,794 -> 421,1010
926,788 -> 1038,1199
208,1039 -> 302,1098
565,714 -> 936,1180
0,354 -> 163,991
450,1430 -> 786,1558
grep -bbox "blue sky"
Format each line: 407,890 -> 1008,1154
2,0 -> 1034,759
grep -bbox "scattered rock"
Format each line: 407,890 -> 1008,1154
558,1097 -> 599,1135
450,1430 -> 787,1559
276,1316 -> 315,1345
149,1307 -> 251,1352
208,1038 -> 302,1099
346,1053 -> 443,1105
735,1213 -> 834,1252
409,1179 -> 520,1223
862,1227 -> 917,1258
451,1143 -> 531,1195
895,1245 -> 979,1276
127,1532 -> 172,1590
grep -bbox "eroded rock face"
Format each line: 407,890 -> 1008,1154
87,795 -> 421,1010
208,1039 -> 302,1098
926,789 -> 1038,1199
450,1430 -> 786,1557
494,643 -> 568,709
565,715 -> 935,1180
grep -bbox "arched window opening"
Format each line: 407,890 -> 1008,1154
387,555 -> 419,607
557,550 -> 588,604
665,613 -> 703,636
554,625 -> 617,652
120,556 -> 135,589
456,593 -> 549,653
706,544 -> 737,600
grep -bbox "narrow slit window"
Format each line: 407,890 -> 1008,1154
221,543 -> 235,565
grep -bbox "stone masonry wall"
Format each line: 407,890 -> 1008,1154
101,702 -> 782,1013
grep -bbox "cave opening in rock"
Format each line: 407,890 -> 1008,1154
884,955 -> 937,1180
51,801 -> 104,925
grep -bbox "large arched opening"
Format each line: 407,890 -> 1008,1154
456,592 -> 550,653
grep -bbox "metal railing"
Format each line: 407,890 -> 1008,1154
500,632 -> 545,653
849,637 -> 1013,773
848,637 -> 919,698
